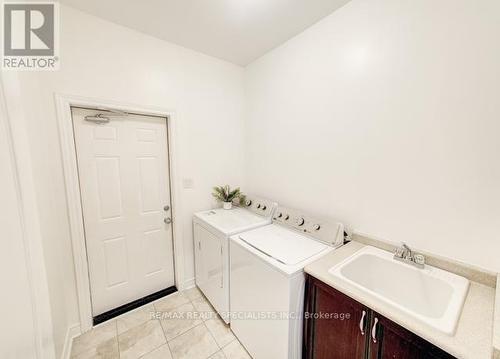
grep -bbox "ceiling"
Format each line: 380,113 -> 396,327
58,0 -> 351,66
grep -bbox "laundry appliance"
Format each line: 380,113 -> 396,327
230,206 -> 345,358
193,196 -> 277,323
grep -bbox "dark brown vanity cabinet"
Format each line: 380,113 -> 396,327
303,275 -> 455,359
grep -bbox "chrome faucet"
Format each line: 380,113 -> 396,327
401,243 -> 412,259
394,242 -> 425,269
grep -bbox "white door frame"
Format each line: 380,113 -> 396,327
1,74 -> 56,358
55,94 -> 185,333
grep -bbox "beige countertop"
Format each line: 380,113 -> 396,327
304,241 -> 496,359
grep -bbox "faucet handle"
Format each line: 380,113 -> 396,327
394,247 -> 405,258
413,253 -> 425,266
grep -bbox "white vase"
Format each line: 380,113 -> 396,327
223,202 -> 232,210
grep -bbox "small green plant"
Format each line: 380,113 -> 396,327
212,185 -> 245,204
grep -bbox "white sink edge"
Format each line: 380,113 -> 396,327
328,245 -> 470,336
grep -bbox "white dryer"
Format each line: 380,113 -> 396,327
229,206 -> 345,359
193,196 -> 277,323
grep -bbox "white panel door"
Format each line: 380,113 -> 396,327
72,107 -> 175,316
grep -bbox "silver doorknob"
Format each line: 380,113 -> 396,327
163,205 -> 170,211
164,217 -> 172,224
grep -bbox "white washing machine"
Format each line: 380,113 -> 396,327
193,196 -> 277,323
229,206 -> 345,359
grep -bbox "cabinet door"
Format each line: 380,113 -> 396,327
368,312 -> 455,359
304,276 -> 368,359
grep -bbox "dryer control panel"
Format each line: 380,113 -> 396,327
236,196 -> 277,218
273,206 -> 345,247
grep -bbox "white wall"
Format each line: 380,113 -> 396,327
3,5 -> 246,357
245,0 -> 500,271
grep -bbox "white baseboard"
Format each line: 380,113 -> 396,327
181,277 -> 195,291
61,323 -> 81,359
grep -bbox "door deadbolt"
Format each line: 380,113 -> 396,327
163,205 -> 170,211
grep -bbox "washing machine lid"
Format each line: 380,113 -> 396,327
238,224 -> 329,265
194,207 -> 271,235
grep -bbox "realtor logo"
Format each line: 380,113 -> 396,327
2,2 -> 59,70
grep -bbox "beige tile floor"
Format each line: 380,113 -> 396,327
71,287 -> 252,359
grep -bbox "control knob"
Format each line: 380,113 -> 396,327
296,217 -> 305,226
313,224 -> 321,231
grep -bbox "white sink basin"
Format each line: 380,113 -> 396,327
329,246 -> 469,335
